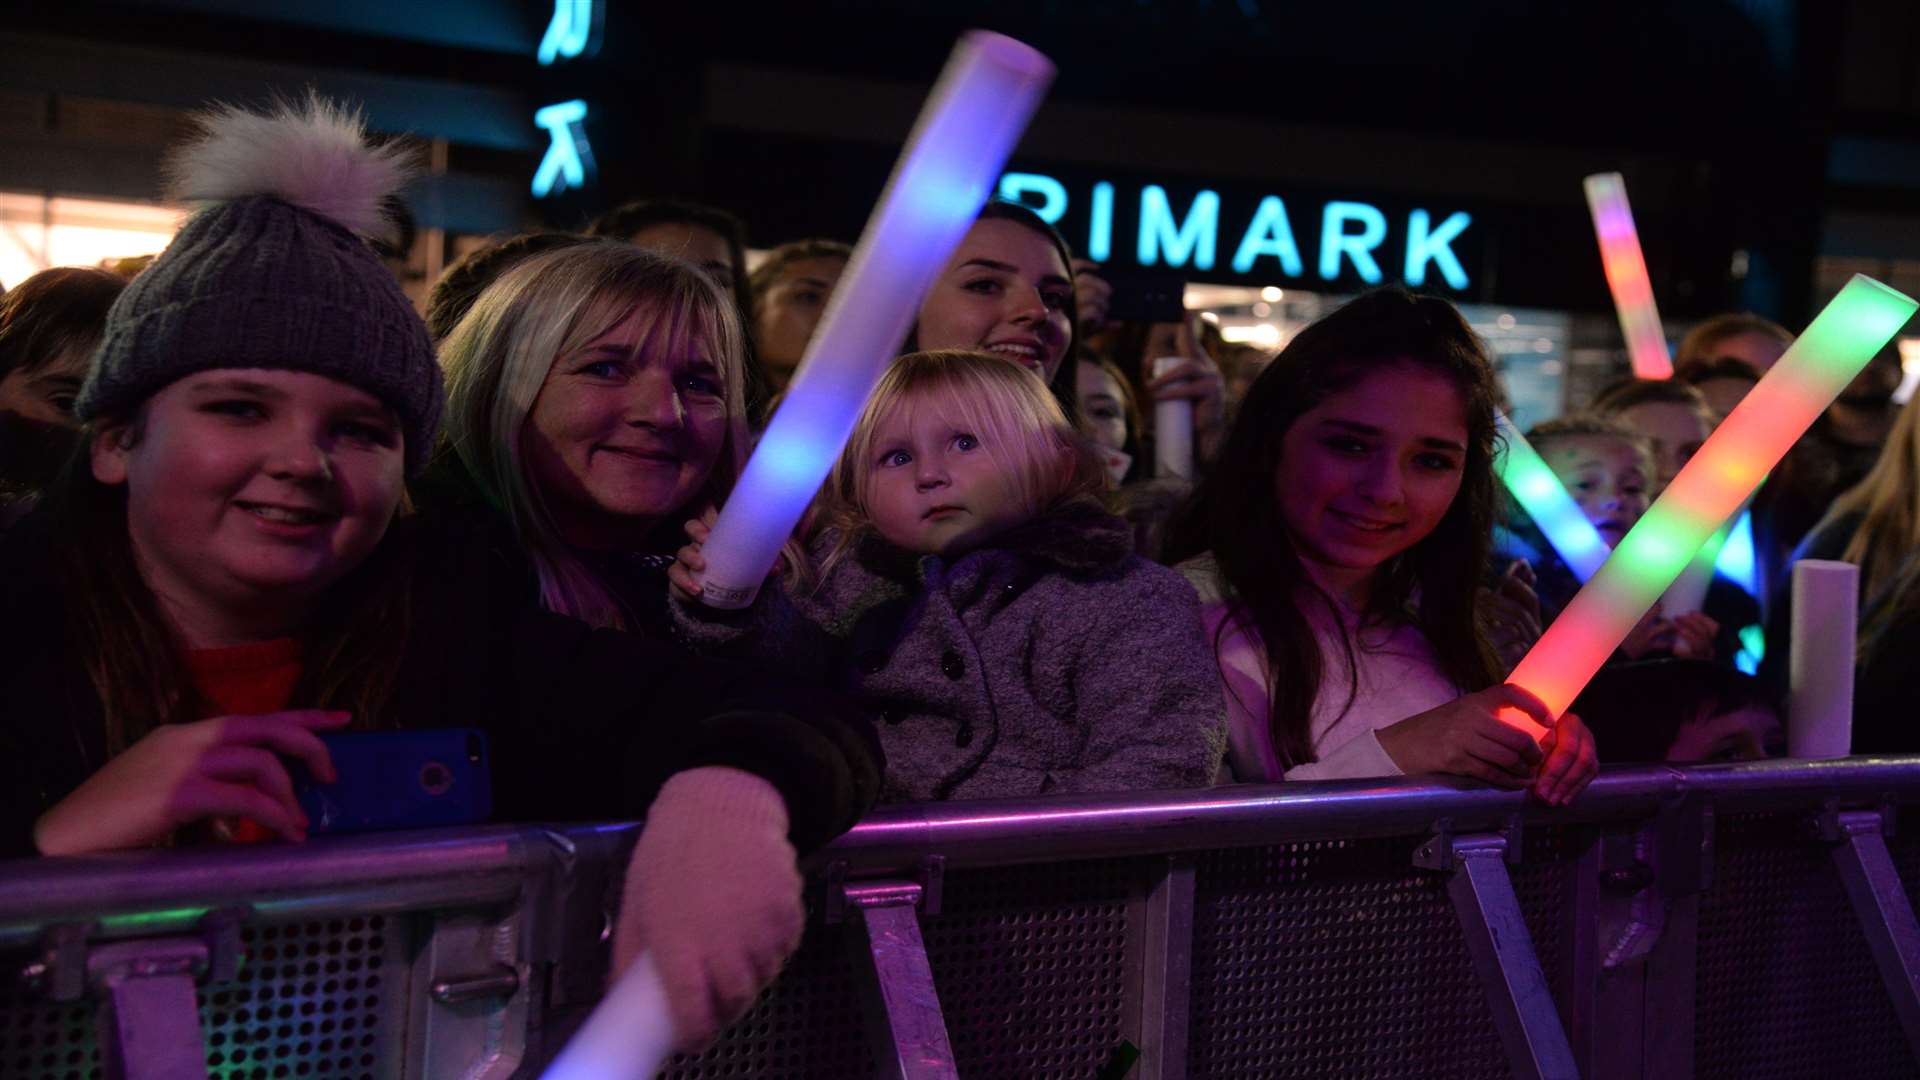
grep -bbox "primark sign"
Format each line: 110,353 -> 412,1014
996,167 -> 1484,296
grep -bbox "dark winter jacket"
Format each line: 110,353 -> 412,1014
0,507 -> 882,859
672,498 -> 1227,802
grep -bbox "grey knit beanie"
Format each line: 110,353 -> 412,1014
76,96 -> 443,472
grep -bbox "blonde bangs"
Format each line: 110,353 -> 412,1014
829,350 -> 1096,543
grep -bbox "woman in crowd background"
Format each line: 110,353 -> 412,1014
749,237 -> 850,391
909,201 -> 1082,419
0,266 -> 125,514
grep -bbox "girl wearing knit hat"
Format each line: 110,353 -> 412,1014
0,97 -> 880,1055
14,95 -> 440,854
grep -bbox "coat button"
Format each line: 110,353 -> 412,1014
955,724 -> 974,747
858,650 -> 887,675
940,650 -> 965,679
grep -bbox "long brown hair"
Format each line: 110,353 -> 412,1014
1163,289 -> 1502,770
48,415 -> 416,753
1825,396 -> 1920,600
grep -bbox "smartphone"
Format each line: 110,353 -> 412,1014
292,729 -> 492,834
1099,269 -> 1188,326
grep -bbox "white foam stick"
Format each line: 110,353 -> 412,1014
1151,356 -> 1194,480
540,951 -> 674,1080
693,32 -> 1056,609
1788,559 -> 1858,759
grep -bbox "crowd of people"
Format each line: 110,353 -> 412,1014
1,94 -> 1914,1048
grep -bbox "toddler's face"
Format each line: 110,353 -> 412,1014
863,406 -> 1036,557
1541,434 -> 1650,545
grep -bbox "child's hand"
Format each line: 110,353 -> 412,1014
1670,611 -> 1719,660
1481,560 -> 1543,674
668,509 -> 719,602
1533,710 -> 1598,806
33,711 -> 347,855
1377,684 -> 1551,788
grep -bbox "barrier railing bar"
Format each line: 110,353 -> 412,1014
1419,832 -> 1579,1080
0,826 -> 549,948
842,879 -> 957,1079
1824,807 -> 1920,1061
814,760 -> 1920,875
1125,856 -> 1194,1080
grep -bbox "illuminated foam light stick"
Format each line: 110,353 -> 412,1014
1658,506 -> 1757,615
1584,172 -> 1674,380
1659,518 -> 1732,616
1787,560 -> 1858,759
1494,413 -> 1611,582
539,952 -> 673,1080
1502,275 -> 1915,737
693,32 -> 1056,609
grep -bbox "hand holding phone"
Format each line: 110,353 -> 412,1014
292,729 -> 492,834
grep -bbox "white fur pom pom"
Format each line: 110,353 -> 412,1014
165,93 -> 414,240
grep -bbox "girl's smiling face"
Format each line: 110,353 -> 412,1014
1272,363 -> 1469,603
91,368 -> 407,641
914,219 -> 1074,385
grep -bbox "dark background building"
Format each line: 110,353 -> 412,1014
4,0 -> 1919,411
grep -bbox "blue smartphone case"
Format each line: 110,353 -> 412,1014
293,729 -> 492,834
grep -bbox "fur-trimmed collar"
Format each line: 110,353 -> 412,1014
853,496 -> 1134,581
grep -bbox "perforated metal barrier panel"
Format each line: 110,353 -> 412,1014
6,766 -> 1920,1080
662,858 -> 1139,1080
1695,811 -> 1913,1080
0,915 -> 407,1080
1187,829 -> 1576,1080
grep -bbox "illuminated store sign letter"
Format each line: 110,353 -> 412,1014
998,172 -> 1068,223
1138,185 -> 1220,270
1230,195 -> 1304,276
1404,209 -> 1472,290
1088,181 -> 1114,262
539,0 -> 599,66
532,100 -> 592,197
1319,201 -> 1387,284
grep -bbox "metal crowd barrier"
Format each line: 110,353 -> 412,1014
4,757 -> 1920,1079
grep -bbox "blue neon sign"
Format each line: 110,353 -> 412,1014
997,170 -> 1476,291
1138,185 -> 1221,271
532,100 -> 593,198
538,0 -> 601,66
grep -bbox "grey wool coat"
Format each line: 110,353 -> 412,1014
672,498 -> 1227,802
